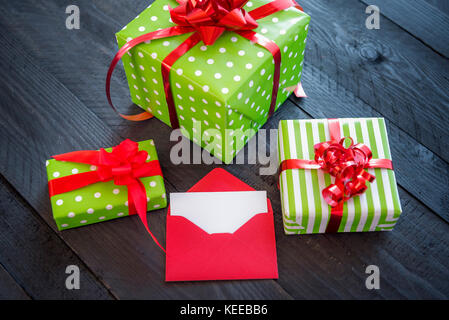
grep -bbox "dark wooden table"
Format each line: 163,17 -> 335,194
0,0 -> 448,300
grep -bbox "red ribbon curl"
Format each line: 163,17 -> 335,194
279,119 -> 393,233
106,0 -> 304,128
48,140 -> 165,251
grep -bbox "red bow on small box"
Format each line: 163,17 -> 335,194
106,0 -> 304,127
279,119 -> 394,233
48,140 -> 165,250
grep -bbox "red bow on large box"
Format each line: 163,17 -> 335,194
106,0 -> 304,127
48,139 -> 165,250
279,119 -> 394,233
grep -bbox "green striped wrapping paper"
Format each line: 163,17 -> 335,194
278,118 -> 402,235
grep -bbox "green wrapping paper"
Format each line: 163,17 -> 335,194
278,118 -> 402,235
46,140 -> 167,231
116,0 -> 310,163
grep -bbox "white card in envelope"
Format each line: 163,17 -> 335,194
170,191 -> 268,234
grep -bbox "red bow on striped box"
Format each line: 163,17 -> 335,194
279,119 -> 399,233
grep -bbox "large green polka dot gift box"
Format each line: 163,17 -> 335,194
112,0 -> 310,164
46,140 -> 167,231
278,118 -> 402,235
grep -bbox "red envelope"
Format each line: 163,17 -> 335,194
166,168 -> 278,282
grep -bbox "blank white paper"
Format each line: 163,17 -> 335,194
170,191 -> 268,234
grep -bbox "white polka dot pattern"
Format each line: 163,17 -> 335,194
46,140 -> 168,230
116,0 -> 310,164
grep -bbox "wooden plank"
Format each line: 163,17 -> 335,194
0,264 -> 30,300
0,177 -> 115,299
298,0 -> 449,163
0,27 -> 292,300
424,0 -> 449,16
360,0 -> 449,58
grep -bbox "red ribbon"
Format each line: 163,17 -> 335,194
279,119 -> 394,233
106,0 -> 303,128
48,140 -> 165,251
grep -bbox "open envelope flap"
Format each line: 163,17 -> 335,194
170,191 -> 268,234
166,169 -> 278,282
166,199 -> 278,281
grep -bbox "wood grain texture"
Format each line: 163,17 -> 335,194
360,0 -> 449,58
300,0 -> 449,163
0,0 -> 448,299
425,0 -> 449,15
0,177 -> 115,299
0,264 -> 30,300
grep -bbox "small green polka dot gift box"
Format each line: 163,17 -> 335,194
278,118 -> 402,235
46,139 -> 167,231
113,0 -> 310,164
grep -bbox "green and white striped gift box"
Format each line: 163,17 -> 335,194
278,118 -> 402,235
